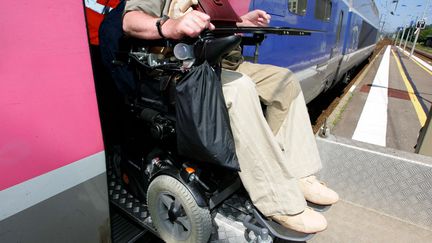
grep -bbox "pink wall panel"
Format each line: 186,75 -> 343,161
0,0 -> 104,190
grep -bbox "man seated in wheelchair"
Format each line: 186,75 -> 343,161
122,0 -> 339,236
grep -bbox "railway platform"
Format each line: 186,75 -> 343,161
329,45 -> 432,152
311,45 -> 432,242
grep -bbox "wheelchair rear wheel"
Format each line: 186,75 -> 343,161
147,175 -> 212,243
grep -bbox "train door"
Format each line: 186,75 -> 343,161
324,6 -> 346,90
333,11 -> 345,57
309,0 -> 337,95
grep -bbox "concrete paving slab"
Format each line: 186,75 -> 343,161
331,48 -> 384,138
386,50 -> 423,152
396,50 -> 432,115
309,200 -> 432,243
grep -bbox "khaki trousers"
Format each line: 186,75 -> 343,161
221,62 -> 322,216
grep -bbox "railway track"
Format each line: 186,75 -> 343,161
403,45 -> 432,62
413,48 -> 432,62
308,40 -> 431,134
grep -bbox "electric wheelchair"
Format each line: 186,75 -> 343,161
99,4 -> 324,242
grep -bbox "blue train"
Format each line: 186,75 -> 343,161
239,0 -> 380,103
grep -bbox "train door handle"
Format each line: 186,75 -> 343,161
317,61 -> 327,69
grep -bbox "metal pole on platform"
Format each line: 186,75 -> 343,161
410,0 -> 431,58
403,28 -> 412,51
380,19 -> 386,34
395,29 -> 400,45
416,108 -> 432,156
410,28 -> 421,57
399,25 -> 407,47
406,17 -> 419,50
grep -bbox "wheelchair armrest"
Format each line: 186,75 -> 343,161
209,27 -> 318,63
194,34 -> 242,66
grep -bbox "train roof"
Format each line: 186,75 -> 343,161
343,0 -> 380,29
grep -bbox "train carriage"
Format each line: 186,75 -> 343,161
243,0 -> 379,103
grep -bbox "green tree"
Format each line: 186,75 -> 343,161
419,24 -> 432,43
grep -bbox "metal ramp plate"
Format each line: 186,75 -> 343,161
316,135 -> 432,230
211,194 -> 255,243
108,171 -> 315,242
108,171 -> 252,242
111,211 -> 148,243
107,171 -> 159,236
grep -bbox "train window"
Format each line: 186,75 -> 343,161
336,11 -> 343,44
288,0 -> 307,16
314,0 -> 332,21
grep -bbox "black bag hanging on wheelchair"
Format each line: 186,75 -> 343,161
175,62 -> 239,171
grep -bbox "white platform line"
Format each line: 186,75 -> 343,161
397,47 -> 432,72
352,46 -> 390,146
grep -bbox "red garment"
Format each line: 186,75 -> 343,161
228,0 -> 251,16
85,0 -> 121,45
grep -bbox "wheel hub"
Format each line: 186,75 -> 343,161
158,193 -> 192,239
168,203 -> 181,221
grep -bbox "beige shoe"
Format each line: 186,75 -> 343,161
299,176 -> 339,205
271,208 -> 327,234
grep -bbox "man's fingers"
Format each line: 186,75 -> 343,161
189,17 -> 206,30
258,15 -> 271,23
192,10 -> 212,22
188,11 -> 214,33
178,10 -> 215,37
258,17 -> 270,23
186,19 -> 207,36
208,23 -> 216,30
255,10 -> 271,23
184,27 -> 201,37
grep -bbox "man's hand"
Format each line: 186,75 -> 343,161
164,10 -> 215,39
123,10 -> 214,40
238,10 -> 271,27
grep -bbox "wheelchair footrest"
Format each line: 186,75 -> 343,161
307,200 -> 332,212
213,193 -> 315,242
249,209 -> 315,242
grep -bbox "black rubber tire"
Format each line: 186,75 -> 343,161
147,175 -> 212,243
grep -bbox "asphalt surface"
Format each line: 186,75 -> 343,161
331,45 -> 432,153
